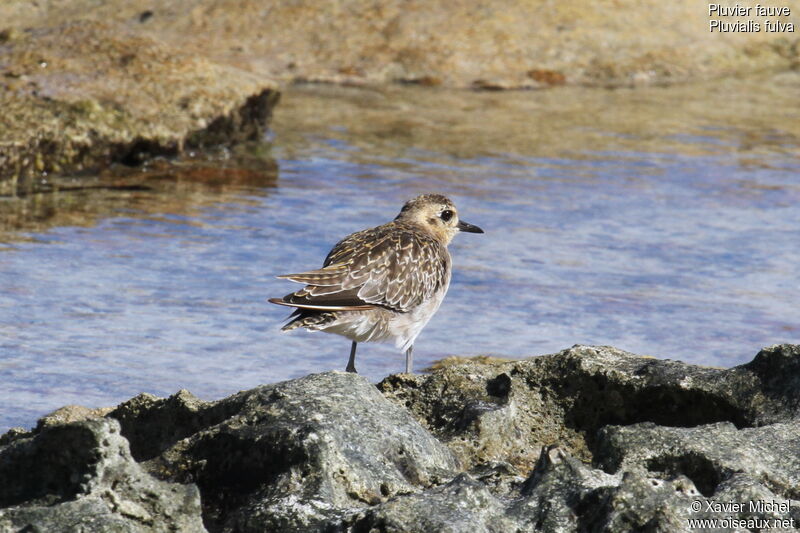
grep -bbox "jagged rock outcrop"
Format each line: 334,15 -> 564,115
2,344 -> 799,532
0,417 -> 206,532
109,373 -> 459,532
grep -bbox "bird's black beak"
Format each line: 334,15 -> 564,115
457,220 -> 484,234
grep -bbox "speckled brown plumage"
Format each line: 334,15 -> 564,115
279,220 -> 450,313
269,194 -> 483,374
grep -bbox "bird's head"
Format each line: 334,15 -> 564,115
395,194 -> 483,245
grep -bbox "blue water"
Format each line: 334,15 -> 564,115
1,85 -> 799,432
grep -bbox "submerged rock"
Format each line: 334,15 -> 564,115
1,344 -> 799,532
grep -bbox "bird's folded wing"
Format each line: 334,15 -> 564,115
276,227 -> 448,313
276,264 -> 350,286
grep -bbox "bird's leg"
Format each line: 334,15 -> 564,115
405,345 -> 414,374
346,341 -> 358,373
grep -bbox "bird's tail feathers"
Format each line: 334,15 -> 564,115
281,309 -> 338,332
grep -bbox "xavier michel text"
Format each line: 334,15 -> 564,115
709,4 -> 795,32
693,499 -> 792,514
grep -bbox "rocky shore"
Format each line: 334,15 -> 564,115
1,344 -> 799,532
0,19 -> 279,193
4,0 -> 799,90
3,0 -> 799,191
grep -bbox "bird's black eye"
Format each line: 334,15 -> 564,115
440,209 -> 454,222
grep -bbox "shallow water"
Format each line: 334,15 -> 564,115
1,76 -> 800,431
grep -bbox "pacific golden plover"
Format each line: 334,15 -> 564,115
269,194 -> 483,374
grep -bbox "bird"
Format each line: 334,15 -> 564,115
269,193 -> 483,374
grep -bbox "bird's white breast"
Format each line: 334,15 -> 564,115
387,269 -> 451,351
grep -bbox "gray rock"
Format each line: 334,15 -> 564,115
589,421 -> 800,531
595,421 -> 800,499
508,445 -> 623,532
377,344 -> 800,471
518,445 -> 704,532
348,473 -> 517,533
115,372 -> 459,532
2,344 -> 799,532
0,417 -> 206,532
375,345 -> 800,532
508,420 -> 800,532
